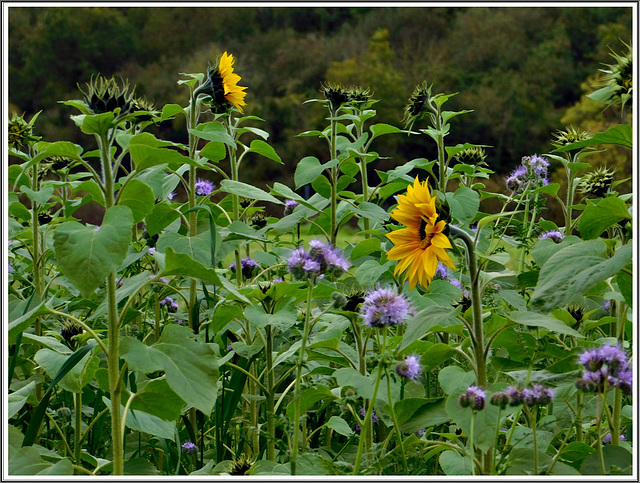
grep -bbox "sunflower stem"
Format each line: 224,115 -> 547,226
329,112 -> 338,245
290,282 -> 314,475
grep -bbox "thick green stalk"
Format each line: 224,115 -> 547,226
530,406 -> 539,475
265,326 -> 276,460
434,106 -> 446,192
329,115 -> 338,245
469,411 -> 476,476
290,283 -> 314,475
31,162 -> 44,401
575,392 -> 584,442
596,392 -> 606,475
565,161 -> 576,235
353,331 -> 386,475
385,368 -> 407,473
355,118 -> 370,237
450,226 -> 486,387
74,392 -> 82,464
99,132 -> 123,475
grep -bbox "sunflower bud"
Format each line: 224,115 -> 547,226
331,292 -> 349,310
551,126 -> 591,149
402,81 -> 434,129
60,321 -> 83,343
130,96 -> 159,123
578,167 -> 615,198
321,82 -> 351,112
79,75 -> 135,116
251,212 -> 268,229
454,146 -> 487,166
589,42 -> 633,110
8,112 -> 39,150
347,86 -> 373,108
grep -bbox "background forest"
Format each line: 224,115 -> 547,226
8,5 -> 632,221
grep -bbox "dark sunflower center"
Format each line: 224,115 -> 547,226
418,218 -> 435,249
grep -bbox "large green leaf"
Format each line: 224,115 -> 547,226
508,311 -> 584,338
8,381 -> 36,418
34,349 -> 99,393
286,385 -> 337,420
130,377 -> 186,421
531,241 -> 632,312
246,139 -> 282,164
294,156 -> 338,189
9,447 -> 73,475
578,197 -> 631,240
118,179 -> 155,223
53,205 -> 133,298
446,186 -> 480,224
129,144 -> 200,171
219,179 -> 283,204
553,124 -> 632,152
145,203 -> 181,236
399,306 -> 462,351
102,397 -> 175,440
119,324 -> 219,415
157,232 -> 211,267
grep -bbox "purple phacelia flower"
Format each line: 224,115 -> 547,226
194,178 -> 215,196
415,429 -> 426,436
603,432 -> 626,444
530,384 -> 554,406
603,300 -> 611,312
576,344 -> 631,394
160,296 -> 179,313
505,165 -> 529,192
360,287 -> 414,328
459,385 -> 486,410
284,199 -> 299,215
505,386 -> 522,406
182,441 -> 197,454
539,230 -> 563,243
230,257 -> 260,279
396,355 -> 422,380
148,247 -> 156,255
167,191 -> 176,201
287,241 -> 349,282
435,263 -> 448,279
360,407 -> 378,423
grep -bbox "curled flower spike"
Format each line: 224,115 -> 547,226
284,199 -> 299,215
195,178 -> 215,196
539,230 -> 564,243
230,258 -> 259,280
459,385 -> 486,410
182,441 -> 197,454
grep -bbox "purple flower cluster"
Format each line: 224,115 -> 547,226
359,287 -> 414,328
160,296 -> 179,313
435,262 -> 448,279
539,230 -> 564,243
194,178 -> 215,197
459,386 -> 486,410
182,441 -> 197,454
575,344 -> 632,395
230,257 -> 260,279
602,432 -> 626,444
359,407 -> 378,423
284,199 -> 299,215
491,384 -> 554,409
287,240 -> 349,281
396,355 -> 422,380
505,154 -> 550,193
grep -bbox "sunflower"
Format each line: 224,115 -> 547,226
386,177 -> 456,290
195,51 -> 247,113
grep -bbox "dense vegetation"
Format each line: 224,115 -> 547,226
7,5 -> 633,477
9,6 -> 632,212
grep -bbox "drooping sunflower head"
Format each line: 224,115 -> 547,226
402,81 -> 434,130
130,96 -> 159,123
386,176 -> 456,290
195,51 -> 247,114
551,126 -> 592,149
347,85 -> 373,108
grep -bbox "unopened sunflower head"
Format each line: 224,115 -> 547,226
130,96 -> 159,123
321,82 -> 351,112
347,85 -> 373,108
589,42 -> 633,111
402,81 -> 434,130
8,112 -> 39,150
454,146 -> 487,166
230,453 -> 254,475
79,75 -> 135,115
551,126 -> 592,149
578,167 -> 615,198
195,51 -> 247,114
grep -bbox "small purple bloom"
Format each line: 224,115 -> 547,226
284,199 -> 299,215
182,441 -> 197,454
226,344 -> 233,352
396,355 -> 422,380
360,287 -> 414,328
602,432 -> 626,444
8,260 -> 13,273
415,429 -> 426,436
167,191 -> 176,201
176,319 -> 184,325
490,391 -> 510,410
539,230 -> 564,243
359,407 -> 377,423
148,247 -> 156,255
530,384 -> 554,406
115,277 -> 124,288
160,296 -> 179,313
194,178 -> 215,196
603,300 -> 611,312
579,348 -> 603,372
505,165 -> 528,192
459,385 -> 486,410
273,277 -> 283,284
505,386 -> 522,406
435,263 -> 448,279
354,423 -> 361,434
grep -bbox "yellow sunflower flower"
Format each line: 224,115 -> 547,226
386,176 -> 456,290
194,51 -> 247,113
218,51 -> 247,112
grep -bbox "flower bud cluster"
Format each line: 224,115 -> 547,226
488,384 -> 555,410
459,386 -> 486,410
395,355 -> 422,380
575,344 -> 632,395
505,154 -> 550,193
160,296 -> 179,313
287,240 -> 349,282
